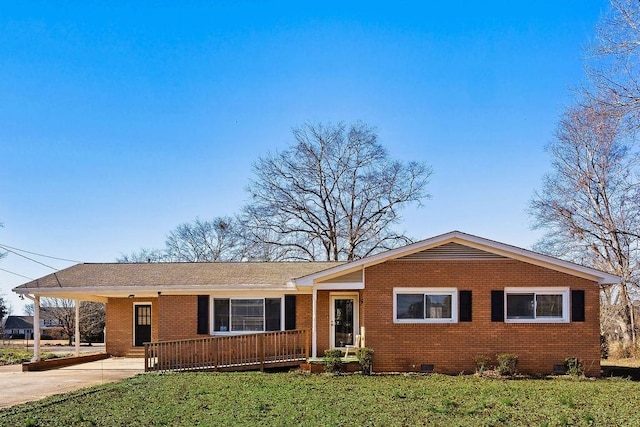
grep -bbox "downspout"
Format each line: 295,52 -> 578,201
24,294 -> 41,362
312,287 -> 317,358
75,300 -> 80,357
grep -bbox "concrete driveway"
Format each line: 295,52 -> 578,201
0,357 -> 145,409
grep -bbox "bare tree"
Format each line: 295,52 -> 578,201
243,122 -> 431,261
165,217 -> 241,262
589,0 -> 640,125
40,298 -> 76,345
118,217 -> 243,263
24,303 -> 34,316
0,296 -> 7,325
79,302 -> 105,343
233,221 -> 292,261
117,248 -> 169,263
38,299 -> 106,345
530,99 -> 640,349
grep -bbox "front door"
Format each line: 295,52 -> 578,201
330,294 -> 358,348
134,304 -> 152,346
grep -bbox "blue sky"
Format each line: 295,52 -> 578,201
0,1 -> 608,314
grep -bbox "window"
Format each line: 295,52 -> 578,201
504,288 -> 569,323
213,298 -> 282,332
231,299 -> 264,331
394,288 -> 458,323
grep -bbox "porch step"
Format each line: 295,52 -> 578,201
126,348 -> 146,358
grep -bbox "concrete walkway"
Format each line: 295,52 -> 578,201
0,357 -> 145,409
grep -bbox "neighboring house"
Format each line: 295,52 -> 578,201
12,231 -> 619,376
3,316 -> 34,338
2,311 -> 65,339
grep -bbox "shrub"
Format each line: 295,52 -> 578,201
356,347 -> 374,375
565,357 -> 584,376
323,349 -> 344,373
496,353 -> 518,376
473,354 -> 490,374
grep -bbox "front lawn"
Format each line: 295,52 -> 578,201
0,348 -> 67,366
1,372 -> 639,426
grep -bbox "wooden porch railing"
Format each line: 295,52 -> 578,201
144,329 -> 309,372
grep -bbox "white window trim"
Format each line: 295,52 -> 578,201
393,287 -> 458,324
504,287 -> 570,323
210,296 -> 285,335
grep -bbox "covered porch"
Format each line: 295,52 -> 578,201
11,292 -> 107,363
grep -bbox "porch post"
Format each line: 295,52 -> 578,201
29,295 -> 41,362
75,300 -> 80,357
312,287 -> 317,358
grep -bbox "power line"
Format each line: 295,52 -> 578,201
0,267 -> 33,280
0,243 -> 82,263
0,245 -> 57,270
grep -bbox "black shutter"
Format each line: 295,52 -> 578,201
284,295 -> 296,330
265,298 -> 282,331
197,295 -> 209,334
459,291 -> 472,322
571,290 -> 585,322
491,290 -> 504,322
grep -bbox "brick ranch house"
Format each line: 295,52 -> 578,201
13,231 -> 619,376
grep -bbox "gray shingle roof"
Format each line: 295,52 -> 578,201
4,315 -> 33,329
13,262 -> 344,290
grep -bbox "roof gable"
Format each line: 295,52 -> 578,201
294,231 -> 621,285
4,316 -> 34,329
394,242 -> 506,261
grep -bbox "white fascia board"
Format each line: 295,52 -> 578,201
314,282 -> 365,290
14,291 -> 110,304
294,231 -> 621,286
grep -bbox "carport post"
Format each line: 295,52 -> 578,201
312,287 -> 317,358
75,300 -> 80,357
25,294 -> 41,362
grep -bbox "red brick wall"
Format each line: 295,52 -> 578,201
105,297 -> 159,356
316,291 -> 329,355
104,259 -> 601,375
296,294 -> 312,331
158,295 -> 200,341
361,260 -> 601,376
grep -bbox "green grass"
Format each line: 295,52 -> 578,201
2,372 -> 640,426
0,348 -> 67,365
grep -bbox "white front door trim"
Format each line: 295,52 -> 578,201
329,292 -> 359,350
